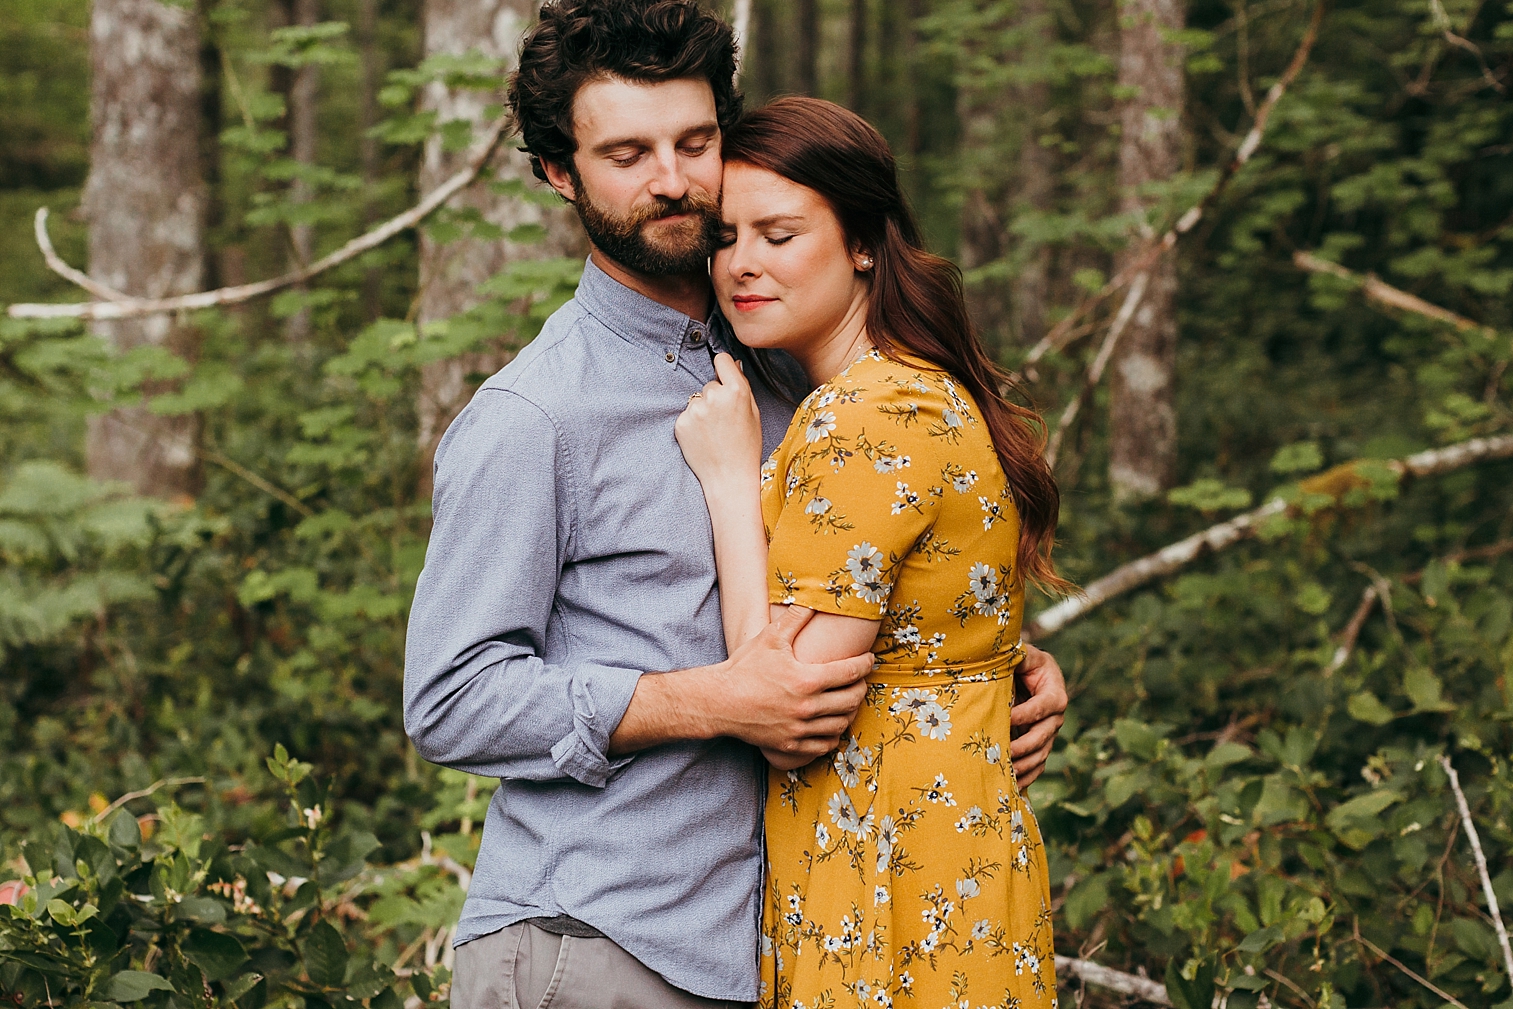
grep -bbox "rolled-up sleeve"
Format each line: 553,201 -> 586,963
404,388 -> 642,787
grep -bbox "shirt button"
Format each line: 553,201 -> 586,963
691,331 -> 704,345
665,352 -> 676,363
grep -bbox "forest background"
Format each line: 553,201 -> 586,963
1,0 -> 1511,1006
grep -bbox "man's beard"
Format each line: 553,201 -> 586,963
572,178 -> 721,276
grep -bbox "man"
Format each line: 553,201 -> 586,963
403,1 -> 1069,1005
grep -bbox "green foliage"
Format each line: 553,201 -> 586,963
0,750 -> 479,1009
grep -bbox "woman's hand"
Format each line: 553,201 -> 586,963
675,352 -> 764,491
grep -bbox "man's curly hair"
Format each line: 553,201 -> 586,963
507,0 -> 742,183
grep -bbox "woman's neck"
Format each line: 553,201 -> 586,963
792,290 -> 873,386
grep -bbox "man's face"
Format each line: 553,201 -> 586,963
542,76 -> 724,276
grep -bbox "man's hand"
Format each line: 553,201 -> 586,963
1010,644 -> 1068,786
610,606 -> 872,762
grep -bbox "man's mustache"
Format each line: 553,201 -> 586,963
629,192 -> 721,227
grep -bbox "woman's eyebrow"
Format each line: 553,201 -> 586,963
750,214 -> 805,228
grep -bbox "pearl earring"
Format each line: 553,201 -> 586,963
859,256 -> 874,271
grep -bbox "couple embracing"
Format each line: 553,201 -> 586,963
404,1 -> 1071,1006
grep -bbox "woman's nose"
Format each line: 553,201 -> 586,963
725,237 -> 760,280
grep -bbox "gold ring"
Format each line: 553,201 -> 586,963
688,392 -> 702,403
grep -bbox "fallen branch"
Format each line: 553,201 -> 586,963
1293,251 -> 1498,340
1438,756 -> 1513,985
32,209 -> 129,303
7,116 -> 512,321
1026,433 -> 1513,640
1044,272 -> 1148,468
1055,956 -> 1170,1005
1020,0 -> 1325,373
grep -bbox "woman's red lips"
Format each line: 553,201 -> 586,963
731,294 -> 777,313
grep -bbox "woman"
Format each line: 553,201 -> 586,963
675,97 -> 1068,1009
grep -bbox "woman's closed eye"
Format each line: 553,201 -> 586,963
766,233 -> 796,246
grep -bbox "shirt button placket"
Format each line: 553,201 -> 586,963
664,351 -> 676,364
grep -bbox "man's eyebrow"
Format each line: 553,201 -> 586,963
588,123 -> 719,156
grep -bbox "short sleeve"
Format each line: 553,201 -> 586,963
766,371 -> 944,618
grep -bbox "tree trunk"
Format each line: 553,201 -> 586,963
751,0 -> 783,101
358,0 -> 383,321
1108,0 -> 1184,500
1009,0 -> 1054,348
795,0 -> 818,95
83,0 -> 207,500
284,0 -> 320,344
415,0 -> 586,488
956,83 -> 1008,352
847,0 -> 867,112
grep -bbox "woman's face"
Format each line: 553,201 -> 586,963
712,161 -> 871,365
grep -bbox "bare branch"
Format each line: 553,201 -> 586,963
203,447 -> 315,518
1045,272 -> 1148,468
8,115 -> 513,321
1026,433 -> 1513,640
1438,756 -> 1513,984
1354,919 -> 1470,1009
1055,956 -> 1171,1005
88,776 -> 206,825
1323,584 -> 1379,675
1293,251 -> 1498,340
1020,0 -> 1325,372
33,209 -> 130,303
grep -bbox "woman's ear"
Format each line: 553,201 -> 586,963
851,245 -> 875,272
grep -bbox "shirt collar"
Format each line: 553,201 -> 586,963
574,255 -> 728,369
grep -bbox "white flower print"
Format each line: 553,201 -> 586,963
898,972 -> 913,992
815,820 -> 831,850
942,408 -> 962,429
915,701 -> 952,740
919,931 -> 939,953
979,495 -> 1005,529
951,468 -> 979,493
889,687 -> 937,718
875,815 -> 897,873
823,935 -> 843,953
761,934 -> 774,956
972,919 -> 992,940
804,496 -> 832,516
813,390 -> 838,409
873,453 -> 911,474
986,743 -> 1001,764
894,623 -> 922,649
922,773 -> 956,806
805,410 -> 838,443
827,790 -> 860,835
968,561 -> 998,600
845,542 -> 888,604
833,736 -> 873,787
955,805 -> 984,833
890,481 -> 922,515
874,885 -> 890,906
956,877 -> 981,900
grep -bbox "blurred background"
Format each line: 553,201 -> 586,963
1,0 -> 1511,1006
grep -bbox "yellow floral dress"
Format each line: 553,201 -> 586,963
758,350 -> 1057,1009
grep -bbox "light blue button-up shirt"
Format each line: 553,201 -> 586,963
404,257 -> 803,1001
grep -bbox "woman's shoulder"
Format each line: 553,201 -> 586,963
794,349 -> 977,441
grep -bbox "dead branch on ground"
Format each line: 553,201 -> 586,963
1054,956 -> 1171,1005
1025,433 -> 1513,640
1018,0 -> 1326,374
7,116 -> 511,321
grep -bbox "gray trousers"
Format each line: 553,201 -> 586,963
451,922 -> 751,1009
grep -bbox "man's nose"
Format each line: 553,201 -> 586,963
646,146 -> 690,201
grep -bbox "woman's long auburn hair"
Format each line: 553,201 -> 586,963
723,97 -> 1072,595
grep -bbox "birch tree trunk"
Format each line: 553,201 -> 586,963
415,0 -> 585,486
1108,0 -> 1184,500
83,0 -> 208,499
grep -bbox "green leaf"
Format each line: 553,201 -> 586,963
302,920 -> 348,988
1165,957 -> 1216,1009
220,972 -> 264,1003
1404,667 -> 1455,712
1168,478 -> 1253,513
1347,692 -> 1395,725
1270,442 -> 1324,474
104,972 -> 176,1001
1063,873 -> 1111,930
108,810 -> 142,849
184,928 -> 248,981
1238,924 -> 1285,952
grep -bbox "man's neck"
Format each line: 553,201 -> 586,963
590,249 -> 712,322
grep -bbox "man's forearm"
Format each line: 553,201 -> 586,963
608,663 -> 725,755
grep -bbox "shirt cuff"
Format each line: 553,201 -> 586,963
549,663 -> 643,787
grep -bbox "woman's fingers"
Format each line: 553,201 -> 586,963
712,352 -> 749,389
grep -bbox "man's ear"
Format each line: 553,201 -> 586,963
541,158 -> 578,203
